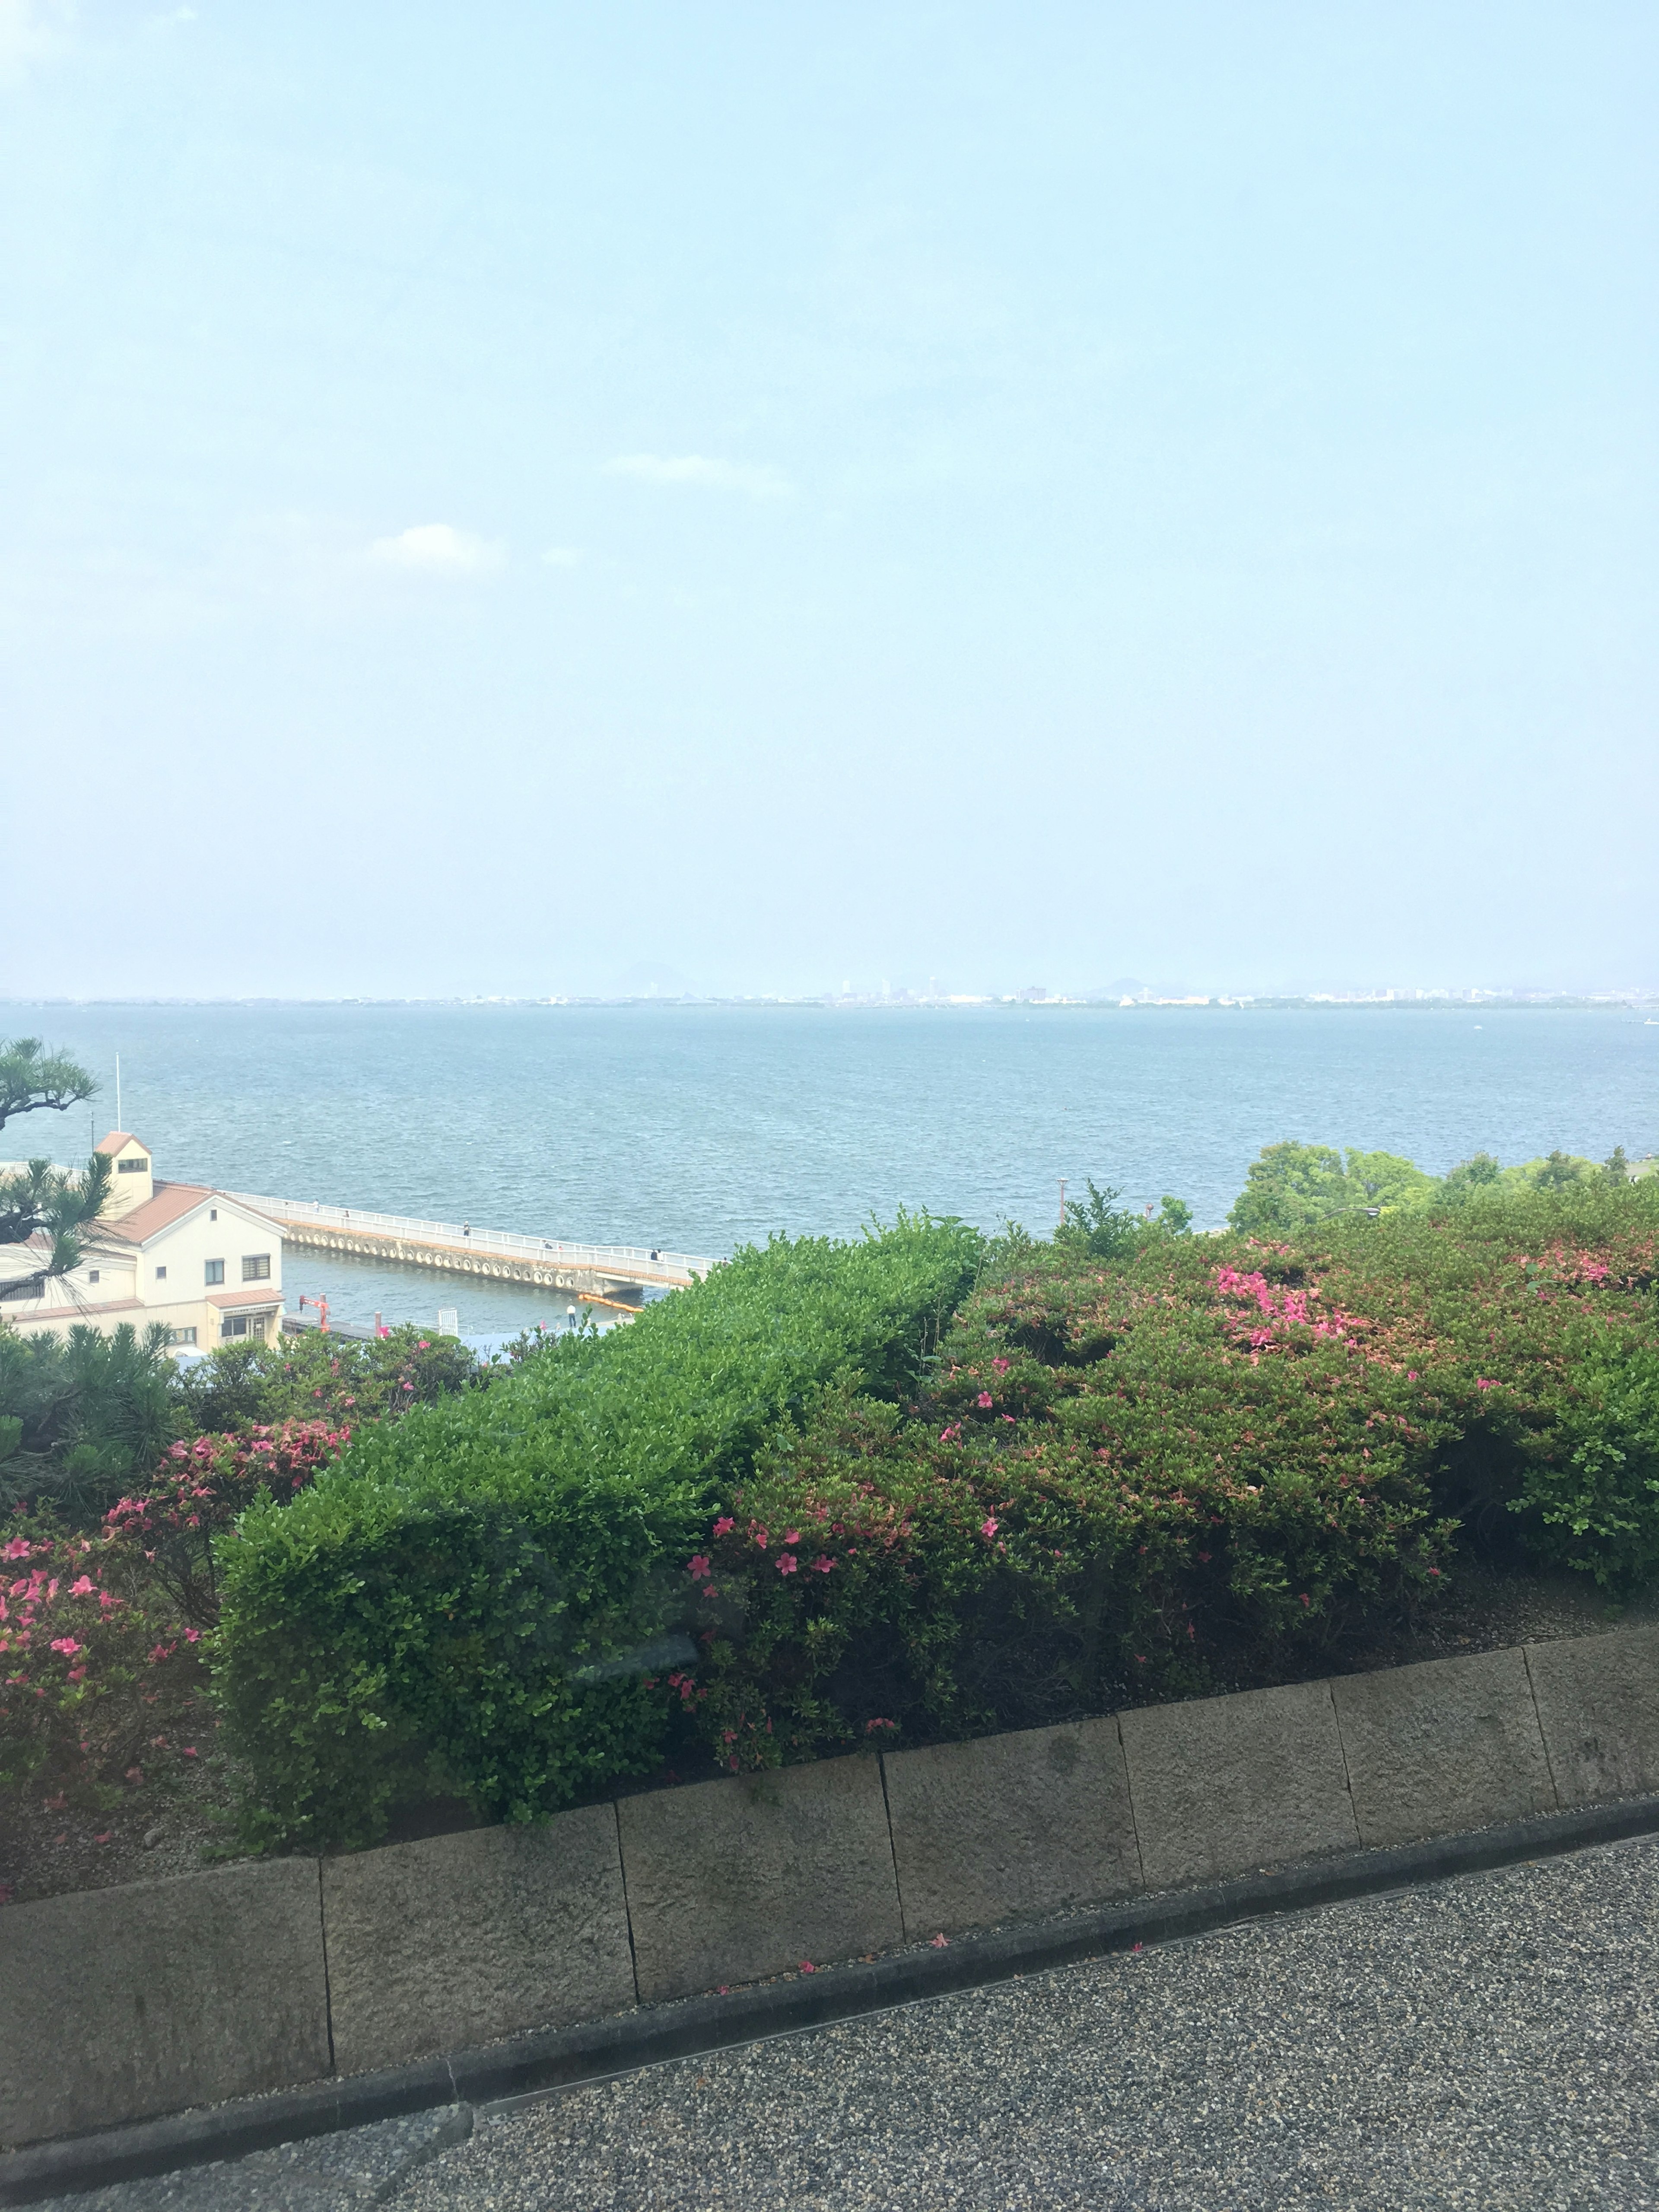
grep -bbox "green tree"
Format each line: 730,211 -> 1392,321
1229,1141 -> 1433,1233
1057,1179 -> 1143,1259
0,1037 -> 98,1133
1228,1142 -> 1348,1233
1343,1148 -> 1437,1210
0,1036 -> 111,1287
0,1154 -> 113,1283
1522,1150 -> 1600,1192
1441,1151 -> 1504,1202
1605,1146 -> 1631,1185
0,1321 -> 178,1515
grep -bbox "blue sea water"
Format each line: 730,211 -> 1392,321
5,1003 -> 1655,1337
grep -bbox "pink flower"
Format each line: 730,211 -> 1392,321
799,1960 -> 815,1974
184,1627 -> 201,1644
1407,1371 -> 1418,1381
418,1340 -> 430,1349
687,1555 -> 712,1580
181,1745 -> 198,1757
980,1517 -> 998,1540
49,1636 -> 82,1656
3,1537 -> 31,1560
811,1555 -> 835,1574
777,1552 -> 799,1575
931,1933 -> 949,1948
992,1357 -> 1009,1373
712,1516 -> 735,1538
783,1529 -> 801,1546
68,1576 -> 95,1598
977,1392 -> 993,1410
1476,1378 -> 1498,1391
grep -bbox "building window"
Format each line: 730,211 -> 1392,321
166,1326 -> 197,1347
0,1277 -> 41,1302
155,1265 -> 167,1280
205,1259 -> 225,1285
118,1157 -> 149,1175
210,1208 -> 218,1221
221,1314 -> 267,1341
87,1270 -> 99,1284
242,1254 -> 271,1282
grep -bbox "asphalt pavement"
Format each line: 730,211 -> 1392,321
37,1833 -> 1659,2211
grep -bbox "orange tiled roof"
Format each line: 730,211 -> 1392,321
95,1182 -> 214,1243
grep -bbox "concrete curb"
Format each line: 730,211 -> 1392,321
7,1789 -> 1659,2208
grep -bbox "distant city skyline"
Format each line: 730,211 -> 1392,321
8,982 -> 1657,1014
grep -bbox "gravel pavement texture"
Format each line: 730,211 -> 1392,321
395,1834 -> 1659,2212
29,2108 -> 472,2211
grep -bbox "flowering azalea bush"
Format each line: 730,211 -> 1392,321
672,1181 -> 1659,1766
0,1513 -> 205,1800
1,1421 -> 344,1805
105,1420 -> 346,1626
178,1326 -> 476,1433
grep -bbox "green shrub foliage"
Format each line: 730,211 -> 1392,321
0,1322 -> 180,1516
212,1218 -> 980,1849
681,1181 -> 1659,1770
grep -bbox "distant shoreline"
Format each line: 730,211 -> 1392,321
4,995 -> 1656,1015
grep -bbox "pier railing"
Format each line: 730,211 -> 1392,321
228,1194 -> 718,1285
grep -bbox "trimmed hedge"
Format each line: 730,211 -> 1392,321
213,1218 -> 980,1849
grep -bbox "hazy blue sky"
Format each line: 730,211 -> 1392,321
3,3 -> 1655,1000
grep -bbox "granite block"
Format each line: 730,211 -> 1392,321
1526,1627 -> 1659,1807
1120,1680 -> 1359,1889
0,1858 -> 329,2147
321,1805 -> 635,2074
618,1755 -> 903,2004
1332,1646 -> 1556,1847
883,1718 -> 1141,1938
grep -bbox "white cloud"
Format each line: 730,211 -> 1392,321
540,546 -> 581,568
603,454 -> 792,499
369,524 -> 504,575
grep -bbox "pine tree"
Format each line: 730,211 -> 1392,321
0,1037 -> 112,1285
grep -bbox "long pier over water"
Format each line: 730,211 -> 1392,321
230,1194 -> 717,1303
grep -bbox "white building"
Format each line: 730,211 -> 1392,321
0,1132 -> 285,1351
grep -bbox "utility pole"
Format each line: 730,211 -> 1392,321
1058,1178 -> 1066,1230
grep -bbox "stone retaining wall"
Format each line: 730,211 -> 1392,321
8,1628 -> 1658,2149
